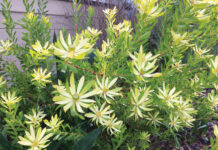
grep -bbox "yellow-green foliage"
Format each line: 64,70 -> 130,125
0,0 -> 217,149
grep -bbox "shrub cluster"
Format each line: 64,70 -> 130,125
0,0 -> 217,149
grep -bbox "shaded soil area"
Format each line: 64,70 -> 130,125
151,120 -> 217,150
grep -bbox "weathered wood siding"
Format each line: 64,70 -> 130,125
0,0 -> 133,43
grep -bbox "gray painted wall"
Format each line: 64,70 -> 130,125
0,0 -> 131,43
0,0 -> 74,42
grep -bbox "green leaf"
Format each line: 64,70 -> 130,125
47,140 -> 63,150
0,133 -> 13,150
72,128 -> 101,150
